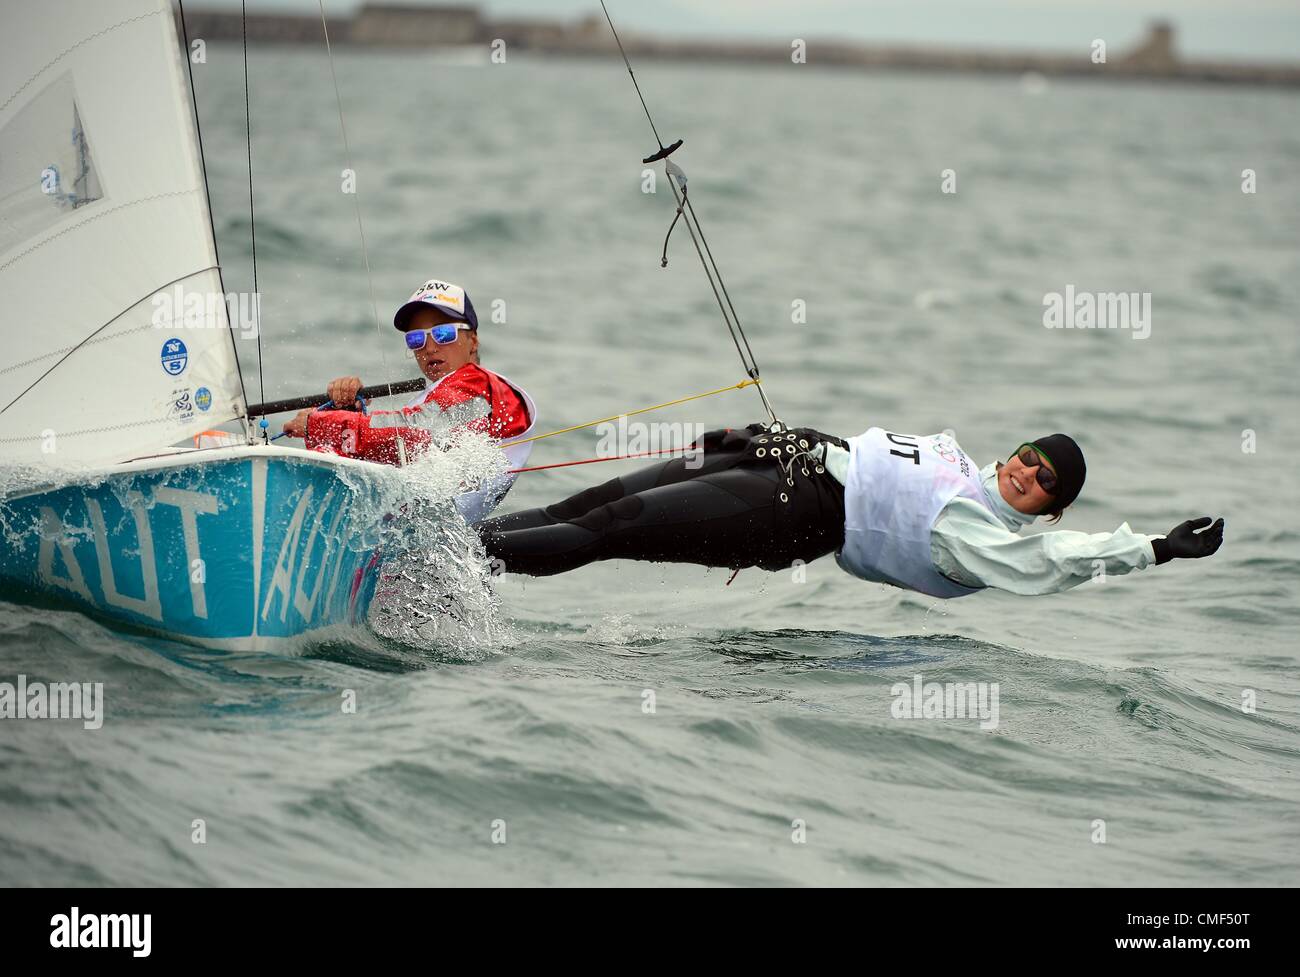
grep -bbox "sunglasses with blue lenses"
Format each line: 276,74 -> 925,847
405,323 -> 468,350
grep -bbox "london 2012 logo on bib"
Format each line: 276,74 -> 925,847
161,337 -> 188,376
929,434 -> 971,477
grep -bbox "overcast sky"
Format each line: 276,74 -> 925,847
195,0 -> 1300,60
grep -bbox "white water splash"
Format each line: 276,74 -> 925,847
582,614 -> 666,646
353,405 -> 515,659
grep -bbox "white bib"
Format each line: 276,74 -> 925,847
836,427 -> 991,598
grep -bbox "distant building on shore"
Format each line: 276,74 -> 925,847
348,3 -> 481,45
1119,21 -> 1179,72
175,3 -> 1300,87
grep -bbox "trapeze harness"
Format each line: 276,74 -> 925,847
478,425 -> 847,575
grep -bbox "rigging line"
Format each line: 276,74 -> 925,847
317,0 -> 391,397
667,183 -> 750,374
598,1 -> 665,151
598,1 -> 779,427
682,195 -> 763,383
670,188 -> 754,376
508,378 -> 761,447
508,445 -> 699,475
240,1 -> 266,420
665,173 -> 779,425
0,266 -> 221,415
176,0 -> 251,435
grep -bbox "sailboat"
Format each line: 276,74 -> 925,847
0,0 -> 389,651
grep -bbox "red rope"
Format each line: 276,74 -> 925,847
507,445 -> 695,475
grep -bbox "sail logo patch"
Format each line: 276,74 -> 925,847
194,387 -> 212,412
161,337 -> 188,375
170,388 -> 194,422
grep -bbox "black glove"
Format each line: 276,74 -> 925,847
1152,516 -> 1224,564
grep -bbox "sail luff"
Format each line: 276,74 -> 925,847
172,0 -> 253,445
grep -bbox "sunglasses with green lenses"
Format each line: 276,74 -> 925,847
1012,443 -> 1059,494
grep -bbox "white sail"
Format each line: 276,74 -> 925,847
0,0 -> 249,468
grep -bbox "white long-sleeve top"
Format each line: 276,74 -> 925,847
822,444 -> 1158,596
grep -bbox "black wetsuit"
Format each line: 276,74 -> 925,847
478,424 -> 848,576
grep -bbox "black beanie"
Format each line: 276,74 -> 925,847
1024,434 -> 1086,511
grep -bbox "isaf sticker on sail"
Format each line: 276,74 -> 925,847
169,387 -> 195,424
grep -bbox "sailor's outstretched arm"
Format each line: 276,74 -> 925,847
931,501 -> 1224,596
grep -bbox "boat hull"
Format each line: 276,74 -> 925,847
0,445 -> 388,651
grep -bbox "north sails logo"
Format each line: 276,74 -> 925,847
49,907 -> 151,957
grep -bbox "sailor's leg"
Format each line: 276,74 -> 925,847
483,465 -> 786,576
478,456 -> 685,534
479,427 -> 760,534
479,426 -> 848,577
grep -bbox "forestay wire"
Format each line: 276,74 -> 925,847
175,0 -> 253,439
239,1 -> 267,431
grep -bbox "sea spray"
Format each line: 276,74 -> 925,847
354,400 -> 515,659
0,460 -> 120,551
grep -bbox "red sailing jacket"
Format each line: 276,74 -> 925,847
305,364 -> 530,466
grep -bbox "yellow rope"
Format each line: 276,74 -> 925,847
509,378 -> 760,447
